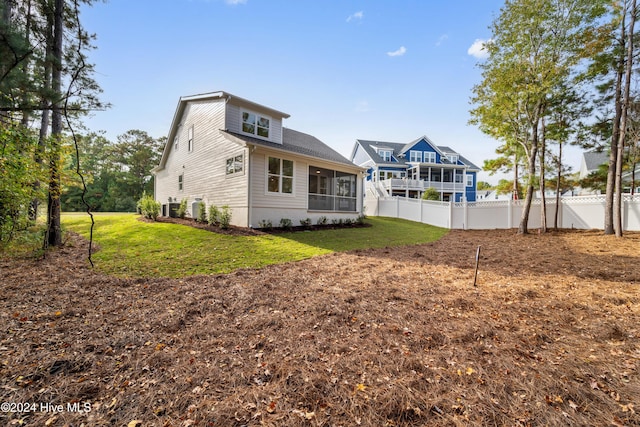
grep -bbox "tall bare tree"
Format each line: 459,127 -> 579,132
613,0 -> 637,237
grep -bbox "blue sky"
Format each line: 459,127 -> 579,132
79,0 -> 584,183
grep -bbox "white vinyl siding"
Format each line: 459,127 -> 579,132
154,99 -> 249,225
250,151 -> 307,210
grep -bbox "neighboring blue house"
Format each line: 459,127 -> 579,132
351,136 -> 481,202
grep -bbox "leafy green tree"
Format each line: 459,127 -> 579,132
421,187 -> 440,201
580,163 -> 609,193
470,0 -> 607,234
2,0 -> 106,247
61,130 -> 164,212
0,123 -> 46,243
111,130 -> 164,201
495,179 -> 524,199
586,1 -> 639,235
476,181 -> 492,191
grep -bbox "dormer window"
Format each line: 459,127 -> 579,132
447,154 -> 459,164
242,110 -> 270,139
378,150 -> 392,162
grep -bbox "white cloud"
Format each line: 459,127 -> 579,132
225,0 -> 247,4
435,34 -> 448,47
467,39 -> 490,59
346,11 -> 363,22
387,46 -> 407,57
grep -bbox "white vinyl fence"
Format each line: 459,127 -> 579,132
365,195 -> 640,231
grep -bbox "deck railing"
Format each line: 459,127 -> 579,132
380,178 -> 466,192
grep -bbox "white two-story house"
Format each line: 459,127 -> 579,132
351,136 -> 480,202
153,91 -> 365,227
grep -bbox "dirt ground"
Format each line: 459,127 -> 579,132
0,228 -> 639,426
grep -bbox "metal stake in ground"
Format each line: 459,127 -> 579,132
473,245 -> 481,287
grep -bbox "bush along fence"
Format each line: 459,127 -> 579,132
365,194 -> 640,231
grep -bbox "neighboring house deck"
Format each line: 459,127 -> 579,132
152,91 -> 364,227
351,136 -> 481,202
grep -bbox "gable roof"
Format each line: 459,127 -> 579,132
221,128 -> 360,168
353,138 -> 481,171
582,150 -> 608,172
399,135 -> 444,156
181,91 -> 290,119
155,91 -> 291,172
353,139 -> 407,167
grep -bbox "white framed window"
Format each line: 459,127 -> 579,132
424,151 -> 436,163
466,174 -> 474,187
178,174 -> 184,191
188,125 -> 194,152
174,136 -> 179,151
448,154 -> 459,164
242,110 -> 270,139
378,150 -> 392,161
226,154 -> 244,175
267,157 -> 293,194
409,150 -> 422,163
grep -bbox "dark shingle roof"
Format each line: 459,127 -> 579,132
355,139 -> 408,166
355,139 -> 481,170
221,128 -> 358,167
583,150 -> 609,172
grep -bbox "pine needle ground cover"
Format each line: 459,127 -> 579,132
1,228 -> 639,426
60,213 -> 448,277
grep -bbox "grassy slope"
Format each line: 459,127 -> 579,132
62,213 -> 448,278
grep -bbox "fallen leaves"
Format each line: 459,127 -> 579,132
1,229 -> 639,426
292,409 -> 316,420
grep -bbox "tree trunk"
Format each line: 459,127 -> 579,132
554,140 -> 562,230
19,0 -> 32,128
46,0 -> 63,247
518,105 -> 542,235
632,161 -> 637,195
29,0 -> 53,221
539,118 -> 547,234
513,157 -> 519,200
519,151 -> 536,234
605,10 -> 626,235
614,0 -> 636,238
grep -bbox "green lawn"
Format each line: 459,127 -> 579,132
61,213 -> 448,278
